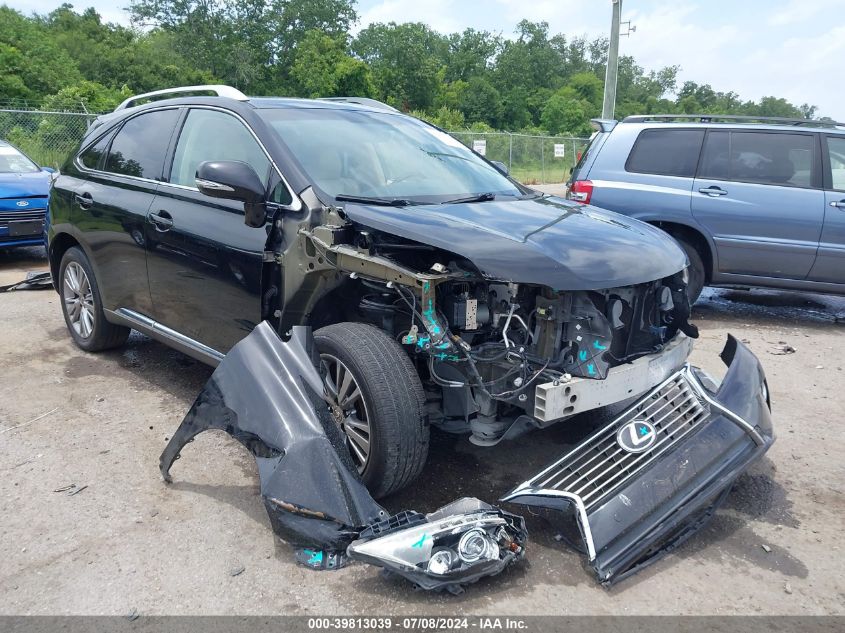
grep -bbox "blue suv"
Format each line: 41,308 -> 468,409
567,115 -> 845,302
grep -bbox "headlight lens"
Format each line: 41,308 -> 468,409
347,498 -> 527,591
427,548 -> 456,575
457,528 -> 497,563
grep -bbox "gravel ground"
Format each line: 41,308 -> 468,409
1,245 -> 844,616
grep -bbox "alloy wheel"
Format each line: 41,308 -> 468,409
319,353 -> 372,473
63,262 -> 95,339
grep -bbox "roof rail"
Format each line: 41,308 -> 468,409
115,85 -> 249,111
318,97 -> 399,113
622,114 -> 845,129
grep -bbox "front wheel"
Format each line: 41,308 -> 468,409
314,322 -> 429,498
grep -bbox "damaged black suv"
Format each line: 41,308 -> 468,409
50,86 -> 705,498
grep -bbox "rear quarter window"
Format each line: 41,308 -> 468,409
625,129 -> 705,178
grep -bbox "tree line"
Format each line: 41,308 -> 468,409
0,1 -> 820,136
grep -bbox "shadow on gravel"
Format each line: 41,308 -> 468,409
694,287 -> 845,327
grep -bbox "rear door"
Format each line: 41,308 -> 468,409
72,108 -> 181,314
691,129 -> 824,279
145,107 -> 273,353
807,135 -> 845,283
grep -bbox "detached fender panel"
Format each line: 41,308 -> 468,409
159,321 -> 387,551
503,335 -> 774,584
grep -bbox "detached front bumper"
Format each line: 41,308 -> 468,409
503,335 -> 774,584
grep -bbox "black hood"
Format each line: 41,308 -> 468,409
343,195 -> 687,290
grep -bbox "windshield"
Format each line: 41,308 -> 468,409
0,144 -> 40,174
258,108 -> 526,203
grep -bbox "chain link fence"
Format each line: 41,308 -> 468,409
0,108 -> 589,185
0,108 -> 94,169
447,131 -> 591,184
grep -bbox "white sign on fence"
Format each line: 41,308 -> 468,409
554,143 -> 566,158
472,139 -> 487,156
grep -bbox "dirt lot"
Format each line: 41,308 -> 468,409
1,245 -> 844,616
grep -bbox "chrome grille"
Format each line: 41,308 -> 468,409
527,370 -> 710,509
0,210 -> 46,224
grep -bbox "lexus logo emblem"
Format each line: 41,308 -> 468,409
616,419 -> 657,454
16,200 -> 29,207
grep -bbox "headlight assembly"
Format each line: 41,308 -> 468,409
346,498 -> 527,593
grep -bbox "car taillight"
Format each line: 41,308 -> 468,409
569,180 -> 593,204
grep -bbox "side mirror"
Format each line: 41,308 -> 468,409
196,160 -> 267,227
491,160 -> 509,175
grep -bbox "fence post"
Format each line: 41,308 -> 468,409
541,138 -> 545,184
508,132 -> 513,173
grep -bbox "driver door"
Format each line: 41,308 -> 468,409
145,107 -> 273,353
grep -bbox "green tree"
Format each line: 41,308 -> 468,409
460,76 -> 503,126
541,91 -> 592,136
0,6 -> 82,103
353,22 -> 447,111
291,30 -> 372,98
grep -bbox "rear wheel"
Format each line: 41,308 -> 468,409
314,322 -> 429,498
675,237 -> 706,304
59,247 -> 130,352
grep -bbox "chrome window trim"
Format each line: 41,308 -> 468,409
74,104 -> 302,212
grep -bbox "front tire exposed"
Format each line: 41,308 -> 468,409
59,247 -> 130,352
314,322 -> 429,498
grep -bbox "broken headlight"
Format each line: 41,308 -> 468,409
346,498 -> 527,593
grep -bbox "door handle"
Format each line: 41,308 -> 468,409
830,200 -> 845,209
75,192 -> 94,209
698,186 -> 728,197
147,211 -> 174,232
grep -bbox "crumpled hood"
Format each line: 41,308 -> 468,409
343,195 -> 687,290
0,170 -> 51,199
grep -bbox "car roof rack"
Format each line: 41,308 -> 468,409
622,114 -> 845,129
318,97 -> 399,113
115,85 -> 249,111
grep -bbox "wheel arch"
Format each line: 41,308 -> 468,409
649,221 -> 715,283
48,232 -> 81,290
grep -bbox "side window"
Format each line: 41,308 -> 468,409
170,109 -> 271,188
625,129 -> 705,177
79,130 -> 114,170
104,109 -> 180,179
827,137 -> 845,191
700,131 -> 815,188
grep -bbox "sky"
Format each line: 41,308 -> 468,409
7,0 -> 844,120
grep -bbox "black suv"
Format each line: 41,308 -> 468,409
49,85 -> 698,497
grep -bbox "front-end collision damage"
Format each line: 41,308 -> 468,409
501,335 -> 774,585
159,321 -> 526,590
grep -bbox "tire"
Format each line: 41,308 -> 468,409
59,247 -> 130,352
314,322 -> 428,498
675,237 -> 706,305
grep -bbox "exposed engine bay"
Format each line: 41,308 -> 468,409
265,202 -> 700,444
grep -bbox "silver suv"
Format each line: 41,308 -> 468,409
568,114 -> 845,302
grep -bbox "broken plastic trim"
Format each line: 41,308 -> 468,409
0,271 -> 53,292
502,335 -> 774,585
160,322 -> 387,554
160,322 -> 527,591
347,498 -> 527,593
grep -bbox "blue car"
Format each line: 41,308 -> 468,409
567,115 -> 845,302
0,140 -> 55,249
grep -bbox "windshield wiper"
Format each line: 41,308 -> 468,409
441,192 -> 496,204
335,194 -> 418,207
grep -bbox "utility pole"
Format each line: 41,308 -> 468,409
601,0 -> 622,119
